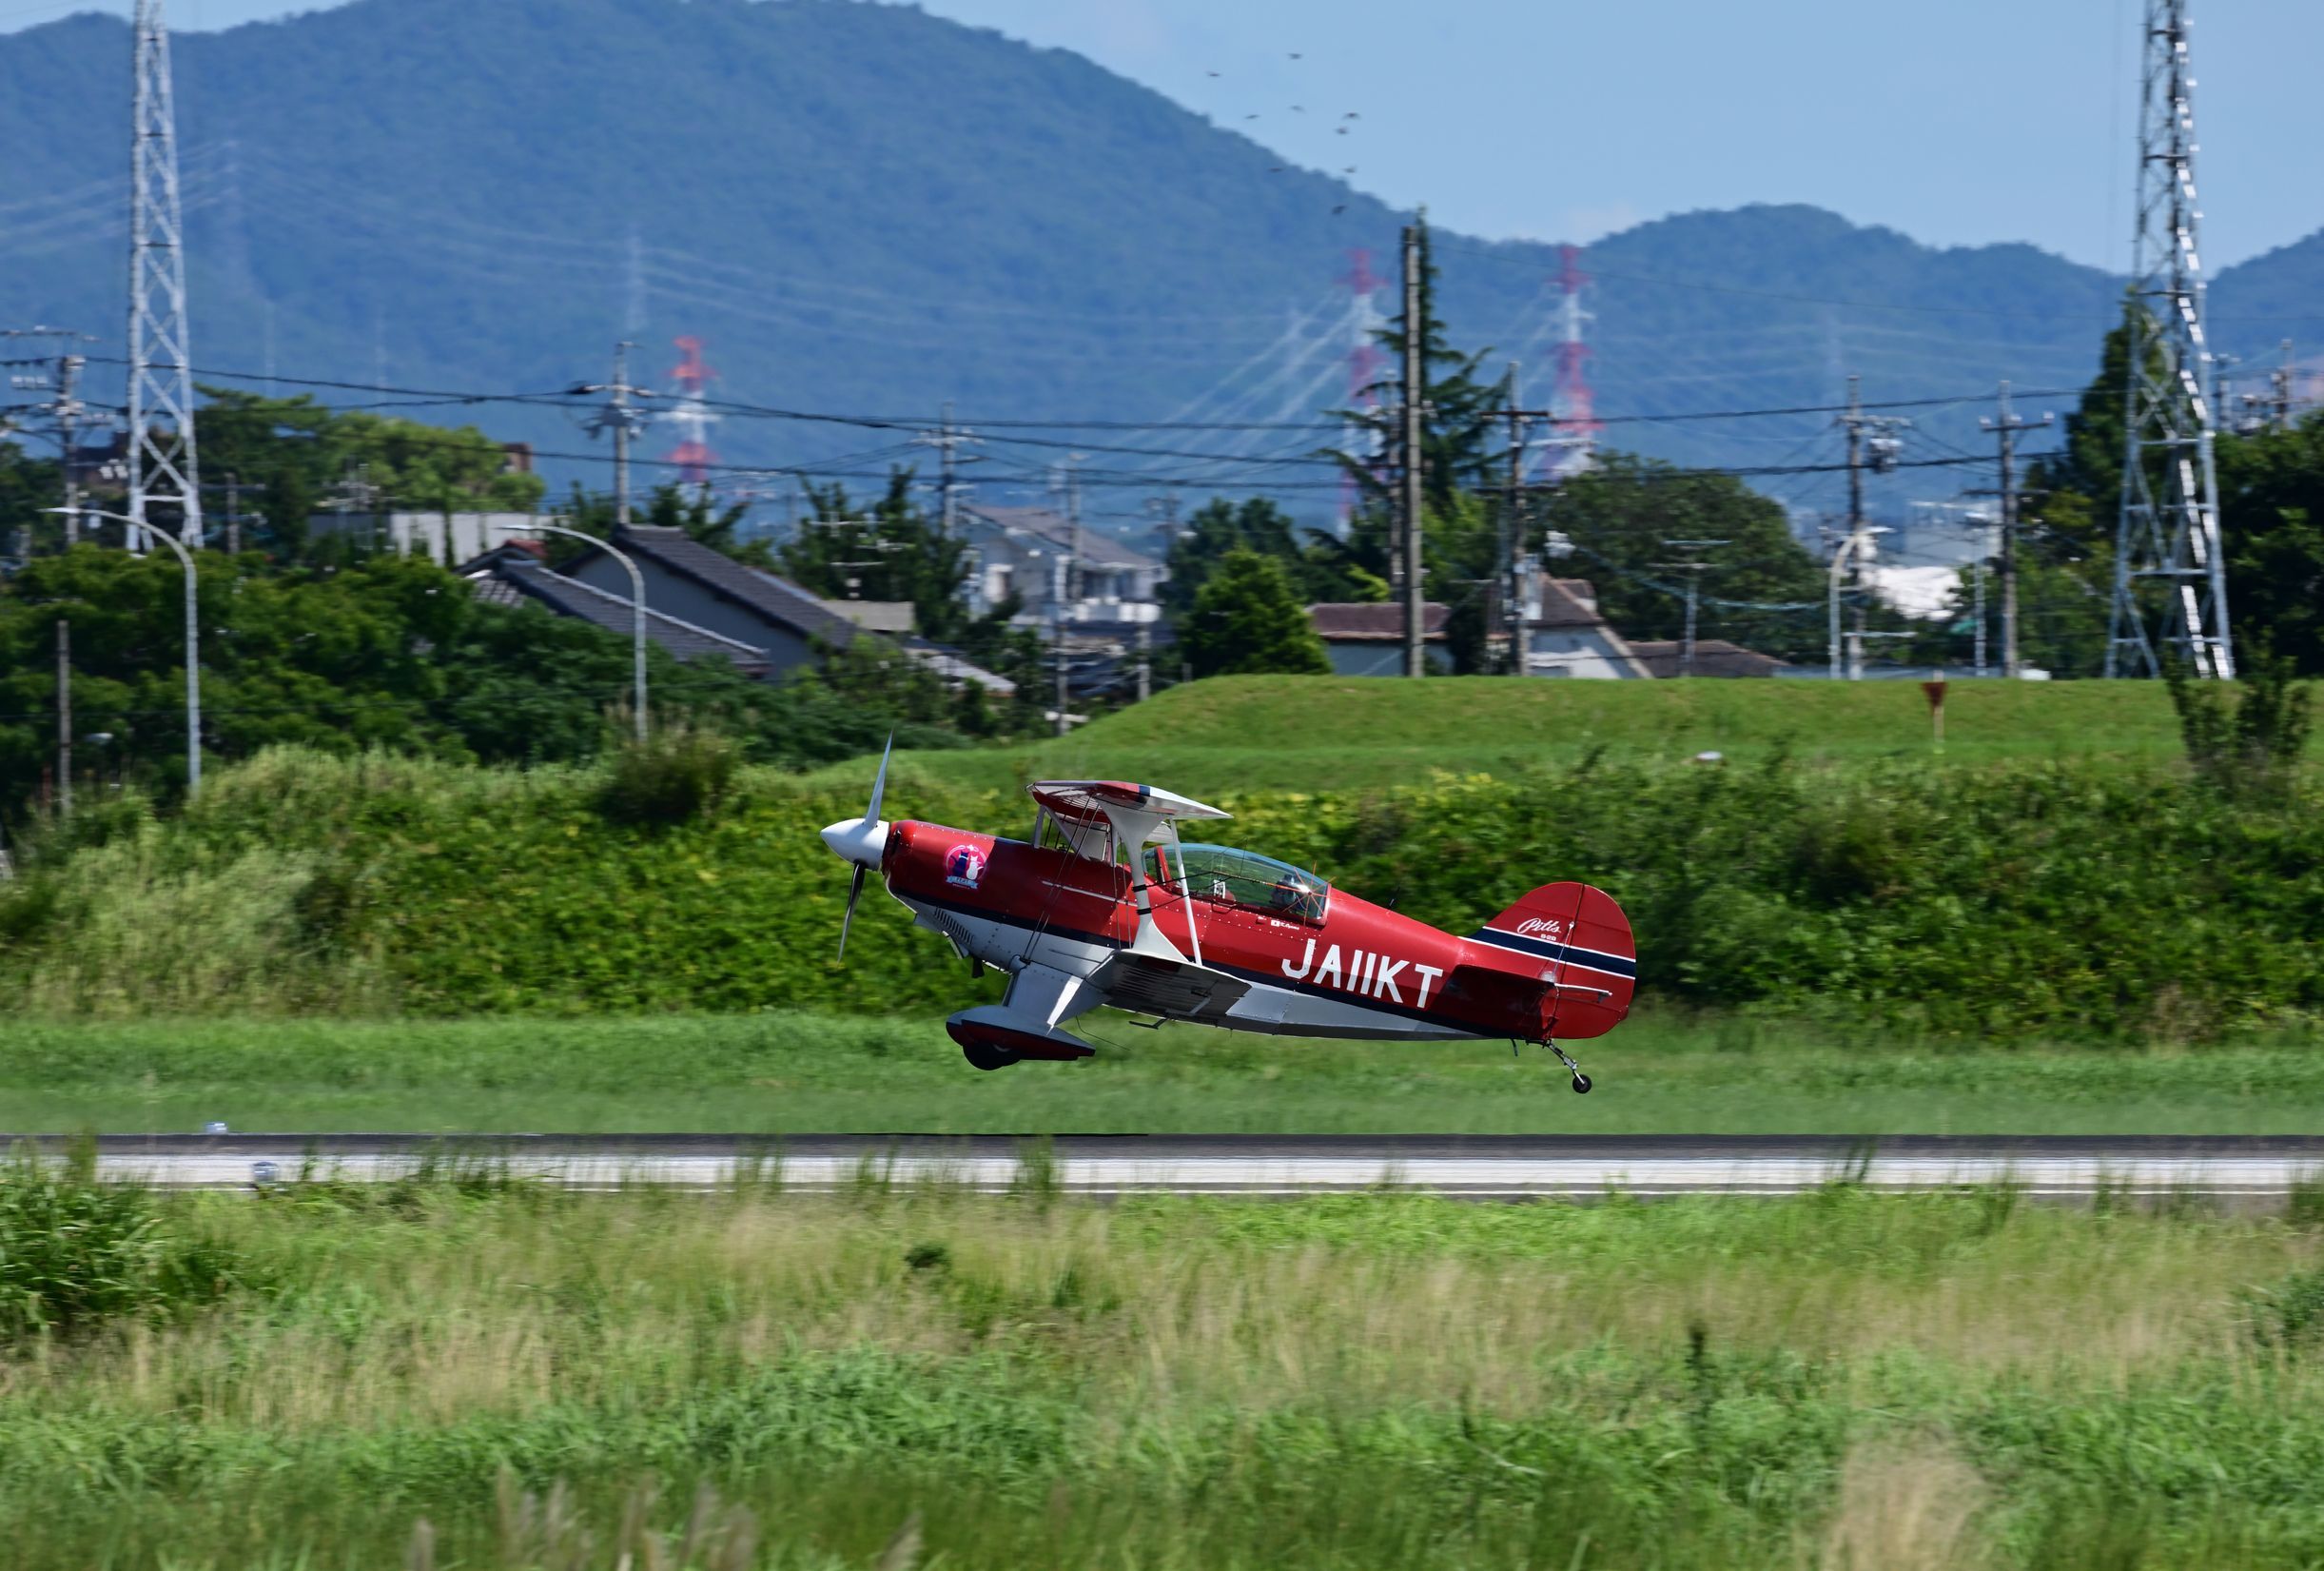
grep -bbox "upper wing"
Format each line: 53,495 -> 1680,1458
1027,780 -> 1230,832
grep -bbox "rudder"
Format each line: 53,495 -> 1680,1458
1471,881 -> 1635,1039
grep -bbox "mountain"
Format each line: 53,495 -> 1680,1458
0,0 -> 2314,527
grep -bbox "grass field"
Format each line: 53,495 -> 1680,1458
10,1164 -> 2324,1569
9,1011 -> 2324,1135
813,675 -> 2227,795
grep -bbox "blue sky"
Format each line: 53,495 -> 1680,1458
11,0 -> 2319,269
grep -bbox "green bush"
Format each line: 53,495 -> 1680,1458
595,723 -> 737,827
3,746 -> 2320,1037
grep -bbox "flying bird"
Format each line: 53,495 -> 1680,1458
1344,111 -> 1360,119
1245,113 -> 1260,120
1289,51 -> 1302,59
1290,105 -> 1304,112
1335,126 -> 1349,134
1343,167 -> 1357,174
1332,205 -> 1347,215
1206,69 -> 1221,76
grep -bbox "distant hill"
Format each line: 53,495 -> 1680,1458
0,0 -> 2314,525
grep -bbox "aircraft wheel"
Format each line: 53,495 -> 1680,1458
1570,1072 -> 1592,1095
963,1042 -> 1021,1071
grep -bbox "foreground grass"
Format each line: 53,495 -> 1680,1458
807,675 -> 2229,794
7,1011 -> 2324,1134
10,1171 -> 2324,1569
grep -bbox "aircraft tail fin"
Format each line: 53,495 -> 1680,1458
1466,881 -> 1635,1040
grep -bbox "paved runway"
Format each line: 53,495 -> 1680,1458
32,1133 -> 2324,1206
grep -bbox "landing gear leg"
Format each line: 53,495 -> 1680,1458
1548,1039 -> 1592,1095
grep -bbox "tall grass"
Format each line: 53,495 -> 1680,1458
4,1168 -> 2324,1566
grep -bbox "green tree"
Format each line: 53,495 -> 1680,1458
2217,412 -> 2324,675
777,470 -> 977,639
1330,215 -> 1511,514
0,442 -> 65,557
196,390 -> 545,560
1534,454 -> 1828,660
1160,497 -> 1384,619
1177,550 -> 1330,678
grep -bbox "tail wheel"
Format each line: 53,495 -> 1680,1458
962,1042 -> 1021,1071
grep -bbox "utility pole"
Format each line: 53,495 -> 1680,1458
581,341 -> 654,527
2109,0 -> 2232,678
913,403 -> 976,539
1063,455 -> 1084,608
127,0 -> 202,550
1500,362 -> 1527,676
5,329 -> 96,547
1655,540 -> 1730,676
1400,223 -> 1426,678
222,469 -> 240,555
1981,381 -> 2054,679
55,618 -> 71,817
1836,377 -> 1907,680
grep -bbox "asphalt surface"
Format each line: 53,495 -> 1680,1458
30,1133 -> 2324,1205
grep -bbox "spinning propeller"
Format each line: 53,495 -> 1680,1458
820,734 -> 893,960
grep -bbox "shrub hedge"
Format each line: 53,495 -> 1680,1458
0,747 -> 2316,1038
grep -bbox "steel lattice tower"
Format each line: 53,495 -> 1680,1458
127,0 -> 201,544
1547,246 -> 1600,481
2107,0 -> 2230,678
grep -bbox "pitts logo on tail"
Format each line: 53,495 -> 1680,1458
818,748 -> 1635,1090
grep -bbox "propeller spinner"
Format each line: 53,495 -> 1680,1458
821,734 -> 893,959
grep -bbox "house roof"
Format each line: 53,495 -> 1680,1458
903,638 -> 1017,697
463,551 -> 773,674
1307,601 -> 1452,641
961,504 -> 1161,570
590,526 -> 864,647
1532,577 -> 1611,629
1627,638 -> 1791,678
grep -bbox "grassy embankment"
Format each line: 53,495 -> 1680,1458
11,1011 -> 2324,1134
6,731 -> 2318,1033
10,1166 -> 2324,1569
2,677 -> 2317,1132
810,674 -> 2223,794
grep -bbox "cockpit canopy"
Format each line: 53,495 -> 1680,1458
1144,842 -> 1329,924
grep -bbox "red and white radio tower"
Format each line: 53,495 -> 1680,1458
664,335 -> 719,486
1339,247 -> 1388,521
1547,245 -> 1600,480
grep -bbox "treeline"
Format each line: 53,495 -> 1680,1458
0,395 -> 1064,820
2,745 -> 2314,1039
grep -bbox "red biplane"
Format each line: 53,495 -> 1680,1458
822,742 -> 1634,1089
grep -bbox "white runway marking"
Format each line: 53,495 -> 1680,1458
40,1135 -> 2324,1207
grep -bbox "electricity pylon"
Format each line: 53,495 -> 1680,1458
127,0 -> 202,546
2106,0 -> 2230,678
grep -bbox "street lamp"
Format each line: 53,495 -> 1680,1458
520,522 -> 649,740
49,506 -> 203,796
1826,525 -> 1892,682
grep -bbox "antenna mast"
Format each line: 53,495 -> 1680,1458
127,0 -> 201,546
2106,0 -> 2231,678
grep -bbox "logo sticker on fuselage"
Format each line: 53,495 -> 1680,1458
945,845 -> 986,889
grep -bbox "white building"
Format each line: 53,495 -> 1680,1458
956,504 -> 1165,631
309,511 -> 544,564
